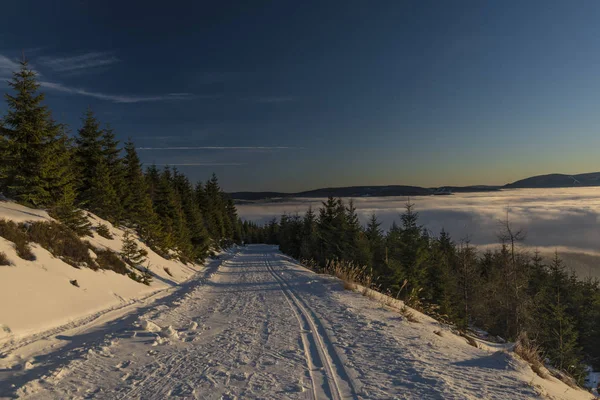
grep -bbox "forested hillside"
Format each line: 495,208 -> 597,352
246,197 -> 600,385
0,60 -> 254,268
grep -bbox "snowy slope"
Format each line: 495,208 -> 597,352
0,201 -> 205,358
2,245 -> 594,399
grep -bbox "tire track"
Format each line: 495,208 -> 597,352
265,255 -> 356,400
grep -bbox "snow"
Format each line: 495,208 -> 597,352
0,243 -> 594,399
0,201 -> 207,369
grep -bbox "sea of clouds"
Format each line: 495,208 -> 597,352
237,187 -> 600,278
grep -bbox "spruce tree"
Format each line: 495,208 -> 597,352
87,159 -> 120,221
74,109 -> 103,200
100,124 -> 125,222
1,60 -> 70,207
121,230 -> 148,266
345,199 -> 370,266
73,109 -> 121,223
173,171 -> 210,260
365,213 -> 387,276
300,206 -> 318,260
536,252 -> 582,375
204,174 -> 226,243
122,139 -> 161,245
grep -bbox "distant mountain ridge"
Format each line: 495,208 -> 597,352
504,172 -> 600,188
229,172 -> 600,201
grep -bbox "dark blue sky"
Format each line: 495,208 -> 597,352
2,1 -> 600,191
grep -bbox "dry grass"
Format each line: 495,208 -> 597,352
95,248 -> 129,275
514,331 -> 547,379
324,260 -> 372,287
95,224 -> 113,239
25,221 -> 94,268
0,251 -> 12,266
460,332 -> 478,348
0,219 -> 35,260
400,305 -> 419,323
301,259 -> 422,323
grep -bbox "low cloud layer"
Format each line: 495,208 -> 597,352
237,188 -> 600,277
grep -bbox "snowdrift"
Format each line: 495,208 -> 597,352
0,201 -> 204,344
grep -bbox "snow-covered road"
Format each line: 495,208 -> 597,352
3,245 -> 591,399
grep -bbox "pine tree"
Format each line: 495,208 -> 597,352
204,174 -> 226,243
87,159 -> 120,221
121,230 -> 148,266
365,213 -> 390,281
536,252 -> 582,375
74,109 -> 103,201
50,177 -> 92,236
140,262 -> 153,285
345,199 -> 370,266
100,124 -> 125,222
73,109 -> 122,223
453,239 -> 478,330
317,197 -> 347,264
1,60 -> 72,207
172,168 -> 209,260
300,206 -> 318,260
122,139 -> 161,245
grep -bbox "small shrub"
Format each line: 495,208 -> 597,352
70,279 -> 79,287
95,248 -> 129,275
460,332 -> 478,348
514,331 -> 547,379
400,305 -> 419,323
324,259 -> 373,288
121,230 -> 148,266
140,263 -> 153,286
95,224 -> 113,240
23,221 -> 94,268
0,219 -> 35,260
0,252 -> 12,266
163,267 -> 173,277
128,271 -> 142,283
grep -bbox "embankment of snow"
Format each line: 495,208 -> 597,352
0,201 -> 204,345
277,254 -> 596,400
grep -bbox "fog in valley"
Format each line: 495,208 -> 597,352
237,187 -> 600,279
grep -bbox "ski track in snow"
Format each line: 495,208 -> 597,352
1,245 -> 591,399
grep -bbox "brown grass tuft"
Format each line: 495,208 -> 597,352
0,251 -> 12,266
514,331 -> 547,379
400,305 -> 419,323
460,332 -> 478,348
95,224 -> 114,239
24,221 -> 93,268
95,248 -> 129,274
0,219 -> 35,260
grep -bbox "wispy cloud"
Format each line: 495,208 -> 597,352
40,81 -> 196,103
39,52 -> 119,72
0,54 -> 20,78
249,96 -> 296,104
137,146 -> 301,150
